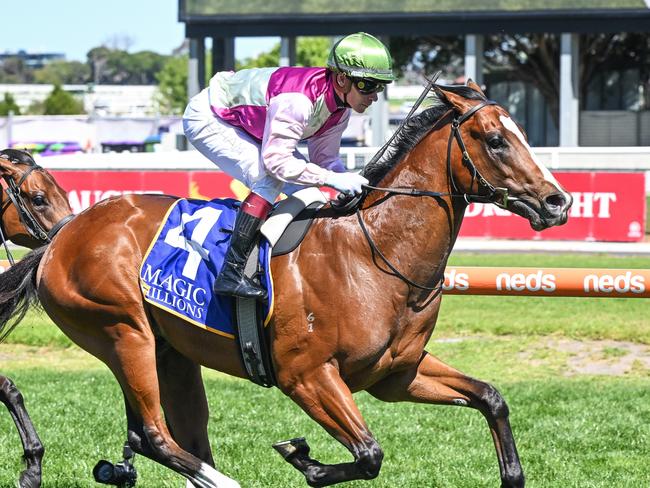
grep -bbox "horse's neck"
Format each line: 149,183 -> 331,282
361,135 -> 467,289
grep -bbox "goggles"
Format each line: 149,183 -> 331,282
349,77 -> 385,95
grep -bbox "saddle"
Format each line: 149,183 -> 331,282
235,187 -> 327,387
139,188 -> 327,388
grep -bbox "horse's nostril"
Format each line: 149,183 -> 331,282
543,193 -> 568,214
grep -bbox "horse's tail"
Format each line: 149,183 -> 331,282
0,246 -> 47,342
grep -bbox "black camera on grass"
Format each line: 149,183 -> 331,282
93,443 -> 138,487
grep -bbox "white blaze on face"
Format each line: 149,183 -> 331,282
499,115 -> 567,195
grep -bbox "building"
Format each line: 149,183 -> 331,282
0,50 -> 65,70
0,84 -> 159,117
178,0 -> 650,147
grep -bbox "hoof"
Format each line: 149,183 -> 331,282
272,437 -> 310,461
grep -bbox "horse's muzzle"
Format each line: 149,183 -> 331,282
511,191 -> 573,231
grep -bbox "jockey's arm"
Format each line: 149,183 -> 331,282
261,93 -> 347,186
306,111 -> 350,174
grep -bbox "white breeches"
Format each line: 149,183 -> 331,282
182,88 -> 304,203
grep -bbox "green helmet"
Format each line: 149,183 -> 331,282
327,32 -> 395,83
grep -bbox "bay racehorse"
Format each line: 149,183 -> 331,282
0,148 -> 73,488
0,83 -> 571,487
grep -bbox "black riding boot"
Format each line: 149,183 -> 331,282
213,210 -> 267,300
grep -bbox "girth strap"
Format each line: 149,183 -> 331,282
234,243 -> 276,388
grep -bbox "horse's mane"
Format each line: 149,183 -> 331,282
362,84 -> 487,186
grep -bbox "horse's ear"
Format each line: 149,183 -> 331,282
435,86 -> 476,114
466,78 -> 486,96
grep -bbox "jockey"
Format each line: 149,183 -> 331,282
183,32 -> 395,300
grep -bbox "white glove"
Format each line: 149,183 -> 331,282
324,172 -> 369,196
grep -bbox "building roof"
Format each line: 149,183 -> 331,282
180,0 -> 650,36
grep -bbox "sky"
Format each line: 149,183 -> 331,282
6,0 -> 274,61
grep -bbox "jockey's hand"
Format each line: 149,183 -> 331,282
324,172 -> 369,196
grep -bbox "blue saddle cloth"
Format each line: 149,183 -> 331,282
139,198 -> 273,339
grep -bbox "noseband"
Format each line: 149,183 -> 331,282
0,160 -> 74,251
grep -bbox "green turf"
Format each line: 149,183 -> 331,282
0,359 -> 649,487
447,251 -> 650,269
0,251 -> 649,486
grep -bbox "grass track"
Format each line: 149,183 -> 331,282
0,252 -> 648,486
1,345 -> 649,487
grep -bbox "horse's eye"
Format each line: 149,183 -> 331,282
488,135 -> 506,150
32,194 -> 46,207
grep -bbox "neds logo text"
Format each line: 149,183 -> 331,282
583,272 -> 645,294
495,270 -> 556,293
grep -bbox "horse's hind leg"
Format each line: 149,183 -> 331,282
367,352 -> 525,488
275,365 -> 384,487
0,375 -> 44,488
105,327 -> 239,488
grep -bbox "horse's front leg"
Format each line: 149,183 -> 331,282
367,352 -> 525,488
156,341 -> 214,466
274,363 -> 383,487
0,375 -> 44,488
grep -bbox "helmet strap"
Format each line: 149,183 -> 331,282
333,73 -> 351,108
342,91 -> 351,108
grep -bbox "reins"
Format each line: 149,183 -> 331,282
332,72 -> 443,214
360,101 -> 511,208
349,84 -> 518,291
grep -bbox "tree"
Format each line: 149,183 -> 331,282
391,33 -> 650,127
237,37 -> 331,70
389,36 -> 464,83
33,60 -> 90,85
0,92 -> 21,115
87,47 -> 168,85
156,56 -> 188,115
0,57 -> 33,83
296,37 -> 330,67
88,46 -> 112,85
237,44 -> 280,70
42,85 -> 85,115
580,33 -> 650,110
126,51 -> 167,84
483,34 -> 561,123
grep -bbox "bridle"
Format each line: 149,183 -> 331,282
0,160 -> 74,263
337,83 -> 521,291
446,100 -> 510,208
357,101 -> 511,207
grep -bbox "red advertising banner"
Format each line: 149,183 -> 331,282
51,170 -> 340,214
458,172 -> 646,242
50,170 -> 645,242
